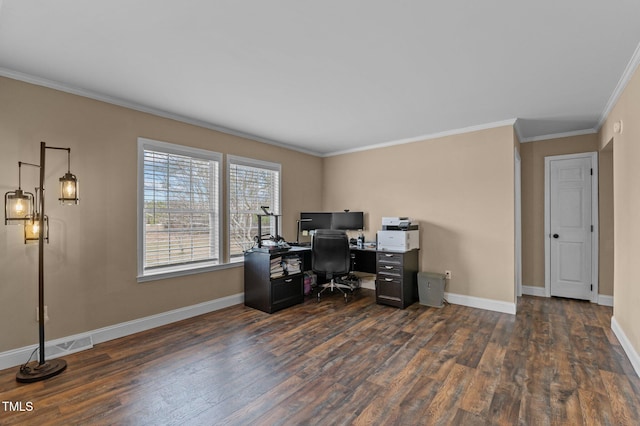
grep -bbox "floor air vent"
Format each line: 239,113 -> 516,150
45,335 -> 94,358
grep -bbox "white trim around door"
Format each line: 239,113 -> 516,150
515,148 -> 522,300
544,152 -> 599,302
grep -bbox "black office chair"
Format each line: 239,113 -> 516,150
312,229 -> 358,302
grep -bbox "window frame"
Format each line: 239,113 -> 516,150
227,155 -> 282,263
137,137 -> 229,282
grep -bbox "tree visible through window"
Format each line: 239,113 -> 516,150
140,139 -> 221,276
228,157 -> 281,259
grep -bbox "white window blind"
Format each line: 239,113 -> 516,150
139,139 -> 221,276
228,156 -> 281,259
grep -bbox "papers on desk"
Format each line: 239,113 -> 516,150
270,255 -> 302,279
270,257 -> 285,278
283,257 -> 302,274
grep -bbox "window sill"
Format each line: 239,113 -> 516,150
137,261 -> 243,283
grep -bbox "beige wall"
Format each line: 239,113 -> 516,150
0,77 -> 323,352
599,143 -> 614,297
322,126 -> 516,303
599,64 -> 640,361
519,134 -> 602,290
5,66 -> 634,360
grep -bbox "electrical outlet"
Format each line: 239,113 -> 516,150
445,270 -> 452,280
36,306 -> 49,323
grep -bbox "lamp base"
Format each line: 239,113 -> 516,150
16,359 -> 67,383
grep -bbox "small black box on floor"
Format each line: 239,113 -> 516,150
417,272 -> 445,308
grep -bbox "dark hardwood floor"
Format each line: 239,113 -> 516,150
1,290 -> 639,425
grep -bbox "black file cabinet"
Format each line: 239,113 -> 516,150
375,249 -> 419,308
244,249 -> 304,314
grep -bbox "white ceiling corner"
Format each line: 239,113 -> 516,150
1,1 -> 639,156
596,39 -> 640,132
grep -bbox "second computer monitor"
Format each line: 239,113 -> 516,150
300,212 -> 332,231
331,211 -> 364,230
300,211 -> 364,231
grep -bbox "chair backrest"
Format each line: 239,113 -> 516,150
311,229 -> 350,277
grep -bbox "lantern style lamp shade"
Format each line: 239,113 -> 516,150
24,215 -> 49,244
59,172 -> 79,205
4,189 -> 34,224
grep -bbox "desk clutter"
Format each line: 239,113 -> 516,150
269,255 -> 302,279
244,248 -> 306,314
244,212 -> 421,313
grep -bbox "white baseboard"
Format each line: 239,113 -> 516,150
348,277 -> 514,314
91,293 -> 243,345
444,292 -> 516,315
522,285 -> 547,297
598,294 -> 614,307
522,286 -> 614,307
359,275 -> 376,290
0,332 -> 96,372
0,293 -> 244,371
611,316 -> 640,378
361,281 -> 375,290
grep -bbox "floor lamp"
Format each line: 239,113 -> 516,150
4,142 -> 79,383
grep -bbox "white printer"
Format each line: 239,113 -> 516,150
377,217 -> 420,252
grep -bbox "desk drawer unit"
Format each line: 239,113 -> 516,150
375,250 -> 419,309
378,252 -> 404,265
378,263 -> 403,277
244,250 -> 304,313
271,275 -> 303,311
377,276 -> 403,304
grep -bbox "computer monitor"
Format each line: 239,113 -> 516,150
331,211 -> 364,230
300,212 -> 332,231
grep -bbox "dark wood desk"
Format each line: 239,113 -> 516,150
244,245 -> 418,312
244,246 -> 308,314
296,245 -> 377,275
349,246 -> 378,274
375,249 -> 419,308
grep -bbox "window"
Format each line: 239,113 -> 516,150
137,138 -> 222,280
228,156 -> 281,261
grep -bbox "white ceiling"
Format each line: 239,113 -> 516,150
1,1 -> 640,156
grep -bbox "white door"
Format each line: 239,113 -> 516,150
547,155 -> 593,300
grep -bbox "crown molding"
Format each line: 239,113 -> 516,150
322,118 -> 518,157
0,67 -> 519,158
597,39 -> 640,130
0,67 -> 323,157
513,118 -> 524,143
519,127 -> 598,143
4,51 -> 634,157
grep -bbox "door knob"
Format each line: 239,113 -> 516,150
553,234 -> 559,239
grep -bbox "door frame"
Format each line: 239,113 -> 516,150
544,152 -> 599,302
515,148 -> 522,299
